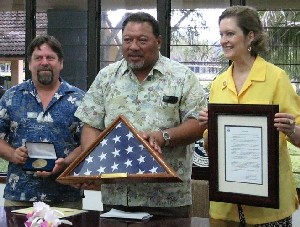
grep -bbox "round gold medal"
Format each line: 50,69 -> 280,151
32,159 -> 47,168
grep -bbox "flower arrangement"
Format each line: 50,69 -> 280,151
25,202 -> 73,227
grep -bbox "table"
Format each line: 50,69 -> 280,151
0,206 -> 252,227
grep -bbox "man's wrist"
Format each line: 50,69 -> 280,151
160,129 -> 171,146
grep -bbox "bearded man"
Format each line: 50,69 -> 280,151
0,35 -> 85,209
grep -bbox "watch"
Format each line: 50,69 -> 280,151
161,130 -> 171,146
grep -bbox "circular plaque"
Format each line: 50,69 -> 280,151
32,159 -> 47,168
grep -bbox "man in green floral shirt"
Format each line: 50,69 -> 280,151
75,12 -> 206,217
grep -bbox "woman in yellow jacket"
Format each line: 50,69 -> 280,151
199,6 -> 300,226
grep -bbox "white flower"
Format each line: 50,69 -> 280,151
25,202 -> 72,227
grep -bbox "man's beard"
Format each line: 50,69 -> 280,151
128,60 -> 145,70
37,70 -> 54,85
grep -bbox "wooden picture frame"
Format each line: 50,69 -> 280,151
57,115 -> 181,186
208,104 -> 279,208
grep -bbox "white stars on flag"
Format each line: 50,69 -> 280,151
137,155 -> 145,164
99,152 -> 107,161
126,132 -> 133,140
85,155 -> 93,163
149,167 -> 158,173
100,139 -> 108,146
111,162 -> 119,172
124,159 -> 133,167
97,166 -> 106,174
84,169 -> 92,175
112,148 -> 120,157
125,146 -> 133,154
112,135 -> 121,143
72,121 -> 165,176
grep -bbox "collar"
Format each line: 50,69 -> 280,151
119,53 -> 165,78
222,56 -> 267,90
17,78 -> 77,95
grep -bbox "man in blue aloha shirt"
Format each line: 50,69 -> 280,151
0,35 -> 85,209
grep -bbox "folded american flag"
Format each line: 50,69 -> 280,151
72,120 -> 165,176
57,115 -> 181,185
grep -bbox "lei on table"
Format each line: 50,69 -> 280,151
25,202 -> 73,227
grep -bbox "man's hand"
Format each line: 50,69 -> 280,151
11,146 -> 28,165
139,131 -> 164,154
35,158 -> 67,177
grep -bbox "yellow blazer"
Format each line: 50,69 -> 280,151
209,56 -> 300,224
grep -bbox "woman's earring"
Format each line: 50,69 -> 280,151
248,46 -> 252,52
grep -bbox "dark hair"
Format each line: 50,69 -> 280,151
27,35 -> 64,62
122,12 -> 160,37
219,6 -> 268,56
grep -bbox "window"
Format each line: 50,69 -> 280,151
36,0 -> 88,91
0,0 -> 26,178
170,0 -> 230,94
248,0 -> 300,189
99,0 -> 156,69
247,0 -> 300,92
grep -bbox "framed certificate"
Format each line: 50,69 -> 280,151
208,104 -> 279,208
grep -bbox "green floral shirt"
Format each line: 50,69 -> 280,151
75,54 -> 206,207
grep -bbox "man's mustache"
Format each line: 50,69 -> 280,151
37,66 -> 52,72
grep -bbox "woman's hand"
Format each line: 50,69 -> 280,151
274,113 -> 296,136
199,108 -> 209,153
274,112 -> 300,146
199,108 -> 208,128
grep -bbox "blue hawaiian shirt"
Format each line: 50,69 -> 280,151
0,79 -> 85,202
